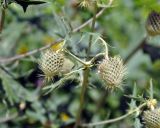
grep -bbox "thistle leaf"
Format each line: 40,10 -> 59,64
13,0 -> 46,12
0,69 -> 39,104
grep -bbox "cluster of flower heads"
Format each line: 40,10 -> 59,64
39,46 -> 127,90
37,9 -> 160,128
95,10 -> 160,90
141,11 -> 160,127
142,12 -> 160,127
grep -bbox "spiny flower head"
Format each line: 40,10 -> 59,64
143,108 -> 160,128
39,49 -> 64,82
98,56 -> 126,90
146,11 -> 160,36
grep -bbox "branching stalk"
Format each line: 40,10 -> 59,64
64,67 -> 85,76
81,102 -> 147,127
74,2 -> 98,128
64,49 -> 88,66
74,68 -> 90,128
98,37 -> 109,58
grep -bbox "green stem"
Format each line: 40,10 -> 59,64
86,4 -> 97,59
81,103 -> 147,127
98,37 -> 109,58
64,67 -> 85,76
74,68 -> 90,128
123,95 -> 144,102
64,49 -> 88,66
74,3 -> 97,128
0,8 -> 6,33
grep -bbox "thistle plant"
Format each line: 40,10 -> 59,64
0,0 -> 160,128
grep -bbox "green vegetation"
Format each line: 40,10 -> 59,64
0,0 -> 160,128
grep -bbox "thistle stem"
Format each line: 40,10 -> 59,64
64,67 -> 85,76
64,49 -> 88,66
98,37 -> 109,58
74,3 -> 97,128
74,68 -> 90,128
81,102 -> 147,127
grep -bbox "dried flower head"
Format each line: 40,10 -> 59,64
143,108 -> 160,128
146,11 -> 160,36
98,56 -> 126,90
39,49 -> 64,82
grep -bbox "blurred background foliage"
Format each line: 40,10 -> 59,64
0,0 -> 160,128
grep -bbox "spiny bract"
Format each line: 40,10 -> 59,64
39,49 -> 64,81
143,108 -> 160,128
98,56 -> 126,90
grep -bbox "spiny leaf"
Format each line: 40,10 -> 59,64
42,75 -> 75,95
134,118 -> 142,128
13,0 -> 46,12
0,69 -> 39,104
128,83 -> 137,109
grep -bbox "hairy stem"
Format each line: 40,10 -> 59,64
81,102 -> 147,127
74,3 -> 98,128
0,39 -> 63,63
64,49 -> 87,66
74,68 -> 90,128
98,37 -> 109,58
